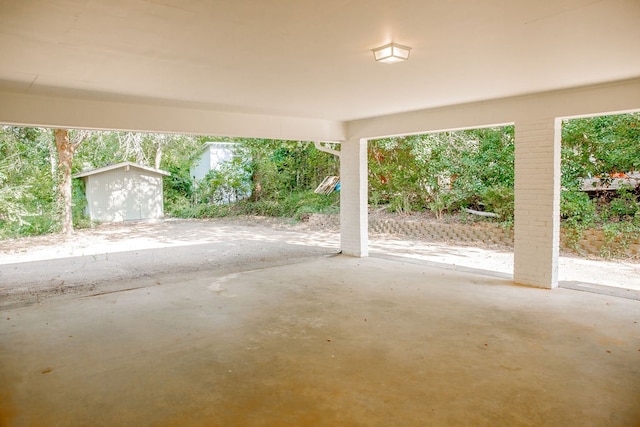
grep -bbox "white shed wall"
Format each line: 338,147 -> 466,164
84,168 -> 164,222
191,144 -> 236,181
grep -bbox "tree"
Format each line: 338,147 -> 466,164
0,127 -> 57,238
0,154 -> 32,227
561,113 -> 640,188
54,128 -> 89,236
233,138 -> 339,203
368,126 -> 515,217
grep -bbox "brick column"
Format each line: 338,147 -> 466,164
513,118 -> 561,288
340,138 -> 368,257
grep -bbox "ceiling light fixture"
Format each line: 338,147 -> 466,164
372,42 -> 411,64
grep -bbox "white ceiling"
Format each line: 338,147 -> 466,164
1,0 -> 639,122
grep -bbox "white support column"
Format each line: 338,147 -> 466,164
340,138 -> 368,257
513,118 -> 562,288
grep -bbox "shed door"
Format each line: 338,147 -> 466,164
137,173 -> 163,220
123,174 -> 140,220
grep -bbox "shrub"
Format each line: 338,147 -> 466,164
165,197 -> 197,218
388,194 -> 415,214
71,178 -> 95,229
480,186 -> 514,220
609,187 -> 639,219
427,191 -> 465,219
600,222 -> 640,258
560,190 -> 596,227
191,191 -> 339,221
195,159 -> 252,205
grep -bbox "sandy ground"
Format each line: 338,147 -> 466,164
1,217 -> 639,308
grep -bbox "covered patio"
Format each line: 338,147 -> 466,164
1,0 -> 639,288
1,1 -> 640,425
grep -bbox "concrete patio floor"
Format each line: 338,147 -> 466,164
1,253 -> 639,426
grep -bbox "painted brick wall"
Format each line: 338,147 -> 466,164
511,119 -> 560,287
340,139 -> 368,256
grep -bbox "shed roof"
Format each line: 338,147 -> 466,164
72,162 -> 171,179
199,141 -> 239,151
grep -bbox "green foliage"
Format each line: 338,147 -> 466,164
388,193 -> 417,214
480,186 -> 514,221
158,135 -> 205,198
1,125 -> 341,236
0,162 -> 32,226
0,127 -> 208,236
71,178 -> 95,229
166,138 -> 339,220
195,158 -> 252,205
163,165 -> 194,218
235,139 -> 339,202
607,186 -> 639,219
2,112 -> 639,261
561,113 -> 640,189
600,222 -> 640,258
193,191 -> 339,220
559,190 -> 596,251
291,192 -> 340,217
0,126 -> 60,238
369,126 -> 515,218
368,137 -> 424,211
560,191 -> 596,227
559,113 -> 640,253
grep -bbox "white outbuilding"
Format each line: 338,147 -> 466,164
190,142 -> 238,181
73,162 -> 171,222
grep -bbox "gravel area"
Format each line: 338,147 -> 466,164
1,216 -> 639,309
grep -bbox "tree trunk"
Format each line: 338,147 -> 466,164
48,137 -> 58,192
250,169 -> 262,202
54,129 -> 75,236
154,139 -> 163,170
249,151 -> 263,202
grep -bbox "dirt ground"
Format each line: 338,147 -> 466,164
1,217 -> 640,309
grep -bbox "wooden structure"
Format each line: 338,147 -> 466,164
314,176 -> 340,195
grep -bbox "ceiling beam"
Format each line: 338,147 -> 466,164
0,90 -> 347,141
347,78 -> 640,139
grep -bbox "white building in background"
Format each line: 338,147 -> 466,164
190,142 -> 237,181
73,162 -> 171,222
190,142 -> 250,204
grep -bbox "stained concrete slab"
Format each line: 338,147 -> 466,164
1,255 -> 639,426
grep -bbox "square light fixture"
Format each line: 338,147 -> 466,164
372,42 -> 411,64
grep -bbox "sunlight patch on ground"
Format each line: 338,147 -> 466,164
1,219 -> 639,291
